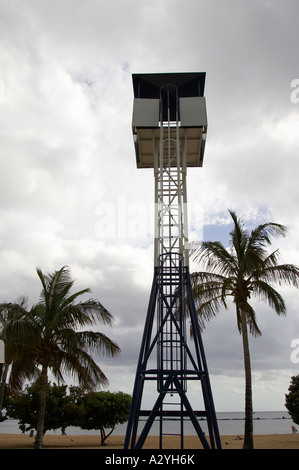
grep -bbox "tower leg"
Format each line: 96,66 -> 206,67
185,269 -> 222,449
124,275 -> 158,449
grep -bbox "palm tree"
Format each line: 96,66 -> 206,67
0,297 -> 37,415
191,210 -> 299,449
26,266 -> 120,449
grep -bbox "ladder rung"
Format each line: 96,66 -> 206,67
163,403 -> 181,405
139,410 -> 207,417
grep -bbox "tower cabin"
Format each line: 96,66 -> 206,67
132,72 -> 208,169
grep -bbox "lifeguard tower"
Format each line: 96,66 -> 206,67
124,73 -> 221,449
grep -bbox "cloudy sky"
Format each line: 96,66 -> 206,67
1,0 -> 299,414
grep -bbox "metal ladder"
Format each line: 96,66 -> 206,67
157,252 -> 187,449
159,399 -> 185,449
155,84 -> 187,264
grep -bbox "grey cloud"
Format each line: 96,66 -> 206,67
0,0 -> 298,411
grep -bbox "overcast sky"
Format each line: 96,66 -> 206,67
1,0 -> 299,414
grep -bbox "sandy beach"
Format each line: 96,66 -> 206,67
0,433 -> 298,449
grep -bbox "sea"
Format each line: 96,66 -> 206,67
0,411 -> 295,436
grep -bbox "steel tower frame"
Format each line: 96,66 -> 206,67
124,74 -> 221,449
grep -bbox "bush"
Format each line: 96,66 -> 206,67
285,375 -> 299,425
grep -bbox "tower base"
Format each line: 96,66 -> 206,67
124,253 -> 221,449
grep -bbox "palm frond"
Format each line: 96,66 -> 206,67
244,305 -> 262,337
228,209 -> 249,264
191,271 -> 234,330
75,299 -> 115,326
195,296 -> 227,331
49,300 -> 115,333
251,279 -> 286,315
60,288 -> 91,309
261,263 -> 299,288
60,348 -> 109,390
249,222 -> 287,247
235,304 -> 262,337
36,266 -> 74,315
61,329 -> 121,357
192,241 -> 237,276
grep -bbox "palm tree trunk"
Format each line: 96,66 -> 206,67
240,307 -> 254,449
34,365 -> 48,449
0,363 -> 9,415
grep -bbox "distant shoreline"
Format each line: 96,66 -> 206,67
0,411 -> 294,437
